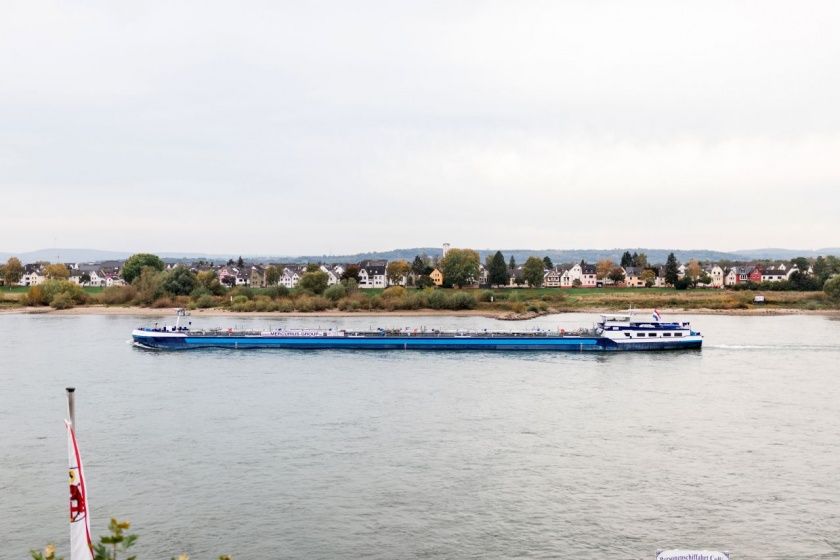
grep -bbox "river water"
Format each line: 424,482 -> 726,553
1,312 -> 838,559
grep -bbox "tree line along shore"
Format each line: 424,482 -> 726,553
2,254 -> 839,316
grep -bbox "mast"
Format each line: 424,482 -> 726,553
66,387 -> 76,429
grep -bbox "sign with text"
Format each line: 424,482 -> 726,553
657,550 -> 730,560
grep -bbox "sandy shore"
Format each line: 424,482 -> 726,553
2,305 -> 839,318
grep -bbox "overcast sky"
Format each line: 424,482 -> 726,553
2,1 -> 838,255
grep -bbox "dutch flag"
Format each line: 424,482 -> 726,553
652,309 -> 662,321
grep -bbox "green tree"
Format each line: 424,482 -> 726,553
487,251 -> 509,286
45,263 -> 70,279
237,256 -> 244,267
665,253 -> 679,286
824,275 -> 840,302
4,257 -> 24,286
620,251 -> 633,267
264,265 -> 280,286
523,257 -> 545,287
121,254 -> 164,284
196,270 -> 224,295
790,257 -> 810,272
341,265 -> 360,282
80,272 -> 91,285
633,252 -> 648,268
640,269 -> 656,287
813,256 -> 827,279
411,255 -> 428,276
386,260 -> 411,285
415,275 -> 434,289
543,256 -> 554,269
299,271 -> 329,294
162,265 -> 197,296
134,267 -> 166,304
686,259 -> 702,286
596,259 -> 615,279
608,267 -> 626,284
440,248 -> 480,288
674,277 -> 692,290
508,255 -> 516,270
341,277 -> 358,292
305,263 -> 320,273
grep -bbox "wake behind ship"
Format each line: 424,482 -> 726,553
132,310 -> 702,352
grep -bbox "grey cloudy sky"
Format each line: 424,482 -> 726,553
2,1 -> 839,255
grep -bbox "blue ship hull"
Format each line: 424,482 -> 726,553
132,332 -> 702,352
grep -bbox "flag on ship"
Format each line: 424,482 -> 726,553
66,420 -> 94,560
652,309 -> 662,321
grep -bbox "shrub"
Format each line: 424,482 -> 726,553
50,292 -> 74,309
338,295 -> 367,311
324,283 -> 347,302
427,289 -> 448,309
151,296 -> 178,308
195,294 -> 217,309
448,292 -> 476,310
263,285 -> 289,299
24,280 -> 87,306
229,286 -> 254,300
477,290 -> 495,302
276,299 -> 294,312
381,286 -> 406,299
825,275 -> 840,303
231,300 -> 256,312
22,285 -> 45,306
526,301 -> 547,313
253,296 -> 275,312
98,285 -> 136,305
404,291 -> 429,309
294,295 -> 331,312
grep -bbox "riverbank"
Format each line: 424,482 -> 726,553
3,285 -> 837,318
3,304 -> 839,318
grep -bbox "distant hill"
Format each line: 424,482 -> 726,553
0,248 -> 234,264
2,246 -> 838,265
277,248 -> 748,265
732,247 -> 840,260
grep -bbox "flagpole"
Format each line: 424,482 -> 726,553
66,387 -> 76,429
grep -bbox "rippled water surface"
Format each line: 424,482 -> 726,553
1,312 -> 839,559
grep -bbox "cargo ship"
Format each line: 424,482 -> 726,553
131,310 -> 702,351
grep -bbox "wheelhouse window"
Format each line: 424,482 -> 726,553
675,333 -> 682,337
648,333 -> 657,337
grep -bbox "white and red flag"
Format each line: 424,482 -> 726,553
65,420 -> 94,560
